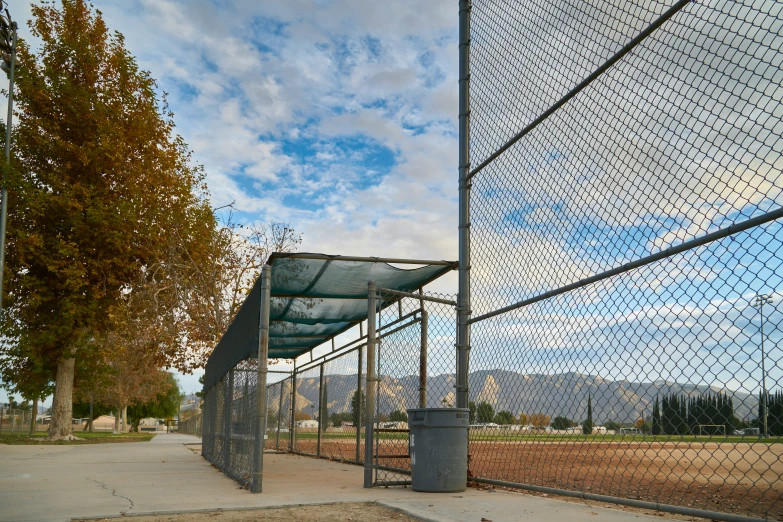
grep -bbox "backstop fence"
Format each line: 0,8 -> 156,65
459,1 -> 783,521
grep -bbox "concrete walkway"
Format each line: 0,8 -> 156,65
0,433 -> 674,522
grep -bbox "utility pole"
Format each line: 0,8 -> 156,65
751,293 -> 773,439
0,3 -> 16,317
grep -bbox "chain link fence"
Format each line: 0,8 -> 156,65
199,288 -> 458,491
179,412 -> 202,437
463,1 -> 783,520
290,345 -> 367,463
202,359 -> 262,488
0,408 -> 34,433
373,289 -> 458,486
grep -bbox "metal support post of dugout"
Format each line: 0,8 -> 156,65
356,337 -> 363,463
419,308 -> 428,409
317,363 -> 324,458
364,282 -> 378,488
223,369 -> 234,467
252,264 -> 271,493
275,378 -> 283,450
291,360 -> 297,450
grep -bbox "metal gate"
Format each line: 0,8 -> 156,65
366,286 -> 457,487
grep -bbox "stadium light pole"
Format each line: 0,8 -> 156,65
0,2 -> 17,319
751,293 -> 773,439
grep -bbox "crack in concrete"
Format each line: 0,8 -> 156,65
89,478 -> 135,514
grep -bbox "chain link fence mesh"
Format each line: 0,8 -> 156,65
178,412 -> 202,437
0,408 -> 34,433
202,360 -> 259,488
374,290 -> 457,486
466,0 -> 783,519
319,346 -> 366,463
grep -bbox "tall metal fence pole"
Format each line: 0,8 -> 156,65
223,369 -> 234,467
456,0 -> 472,411
356,339 -> 363,463
419,300 -> 428,408
290,360 -> 297,451
317,363 -> 324,458
252,264 -> 271,493
364,281 -> 377,488
275,381 -> 283,450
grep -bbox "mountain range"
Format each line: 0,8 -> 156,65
267,370 -> 759,424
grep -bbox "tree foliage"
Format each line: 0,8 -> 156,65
389,409 -> 408,423
652,396 -> 661,435
2,0 -> 212,439
582,394 -> 593,435
476,401 -> 495,424
168,217 -> 301,370
494,410 -> 515,425
551,416 -> 574,430
351,390 -> 365,427
660,392 -> 737,435
127,373 -> 181,431
529,413 -> 550,429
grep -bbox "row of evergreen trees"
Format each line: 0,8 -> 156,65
759,391 -> 783,436
651,393 -> 736,435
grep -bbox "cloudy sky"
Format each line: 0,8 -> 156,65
96,0 -> 460,265
2,1 -> 782,409
2,0 -> 460,401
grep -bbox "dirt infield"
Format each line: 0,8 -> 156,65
292,438 -> 783,520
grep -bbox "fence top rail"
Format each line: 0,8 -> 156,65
377,287 -> 457,306
294,341 -> 365,374
269,252 -> 458,267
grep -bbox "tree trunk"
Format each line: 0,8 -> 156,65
30,398 -> 38,435
122,406 -> 127,433
114,409 -> 121,434
89,399 -> 94,433
48,356 -> 80,441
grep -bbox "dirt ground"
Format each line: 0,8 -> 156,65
73,503 -> 421,522
292,438 -> 783,520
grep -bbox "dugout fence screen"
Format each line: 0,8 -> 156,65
459,1 -> 783,521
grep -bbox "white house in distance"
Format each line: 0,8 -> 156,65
295,419 -> 318,429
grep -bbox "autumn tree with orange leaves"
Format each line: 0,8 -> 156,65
2,0 -> 213,440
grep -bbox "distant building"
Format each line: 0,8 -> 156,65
296,419 -> 318,428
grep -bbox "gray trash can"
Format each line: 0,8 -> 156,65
407,408 -> 469,492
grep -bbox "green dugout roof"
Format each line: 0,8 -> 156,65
203,253 -> 456,390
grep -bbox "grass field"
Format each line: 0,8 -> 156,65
0,431 -> 156,445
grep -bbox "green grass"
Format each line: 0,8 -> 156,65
277,430 -> 783,444
0,431 -> 156,445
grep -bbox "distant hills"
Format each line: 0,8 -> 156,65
267,370 -> 759,424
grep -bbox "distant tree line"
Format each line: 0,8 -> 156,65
651,393 -> 739,435
759,391 -> 783,436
